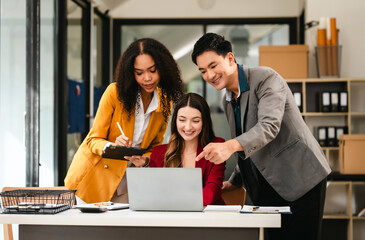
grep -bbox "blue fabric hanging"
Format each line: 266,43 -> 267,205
68,79 -> 85,133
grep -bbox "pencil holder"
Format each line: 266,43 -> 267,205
315,45 -> 342,78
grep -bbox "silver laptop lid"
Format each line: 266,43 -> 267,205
126,168 -> 204,212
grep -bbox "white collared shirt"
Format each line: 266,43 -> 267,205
132,89 -> 159,147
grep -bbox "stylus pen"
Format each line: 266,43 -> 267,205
116,122 -> 125,136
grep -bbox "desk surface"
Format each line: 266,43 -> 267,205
0,208 -> 280,228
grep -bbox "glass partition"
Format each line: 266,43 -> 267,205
0,1 -> 27,238
0,0 -> 27,190
67,0 -> 84,169
92,11 -> 106,118
121,25 -> 204,92
39,0 -> 55,187
93,13 -> 103,88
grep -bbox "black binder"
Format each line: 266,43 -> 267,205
327,126 -> 336,146
102,145 -> 146,160
293,92 -> 302,112
335,126 -> 348,146
317,127 -> 327,147
339,91 -> 348,112
330,92 -> 339,112
319,92 -> 330,112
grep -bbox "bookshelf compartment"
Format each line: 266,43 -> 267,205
306,81 -> 347,112
327,149 -> 340,173
350,116 -> 365,134
287,82 -> 302,93
352,183 -> 365,216
304,115 -> 347,137
324,182 -> 350,216
350,82 -> 365,112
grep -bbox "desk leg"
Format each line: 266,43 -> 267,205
20,225 -> 259,240
3,224 -> 13,240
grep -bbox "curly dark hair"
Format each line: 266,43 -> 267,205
164,93 -> 216,167
191,32 -> 232,65
113,38 -> 184,122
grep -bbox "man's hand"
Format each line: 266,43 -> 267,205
222,181 -> 239,192
195,139 -> 243,164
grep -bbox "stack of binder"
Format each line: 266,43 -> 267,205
316,126 -> 348,147
319,91 -> 347,112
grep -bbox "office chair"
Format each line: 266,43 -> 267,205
222,187 -> 246,206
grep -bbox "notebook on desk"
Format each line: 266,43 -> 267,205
126,168 -> 204,212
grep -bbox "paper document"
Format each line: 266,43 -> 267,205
204,205 -> 242,212
241,205 -> 291,214
74,202 -> 129,211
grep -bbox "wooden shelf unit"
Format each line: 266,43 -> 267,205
321,181 -> 365,240
286,78 -> 365,171
286,78 -> 365,240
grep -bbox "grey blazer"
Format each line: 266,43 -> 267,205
224,65 -> 331,202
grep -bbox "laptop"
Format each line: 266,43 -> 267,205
126,168 -> 204,212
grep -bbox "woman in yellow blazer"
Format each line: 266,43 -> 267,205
64,38 -> 184,203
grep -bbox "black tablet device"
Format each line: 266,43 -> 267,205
102,145 -> 147,160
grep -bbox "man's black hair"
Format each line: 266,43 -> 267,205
191,32 -> 233,65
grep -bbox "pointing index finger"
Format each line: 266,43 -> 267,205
195,150 -> 206,162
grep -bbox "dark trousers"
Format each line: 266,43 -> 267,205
263,179 -> 326,240
238,159 -> 327,240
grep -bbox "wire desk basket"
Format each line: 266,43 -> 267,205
0,189 -> 76,214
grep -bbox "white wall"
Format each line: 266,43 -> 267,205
306,0 -> 365,78
109,0 -> 305,18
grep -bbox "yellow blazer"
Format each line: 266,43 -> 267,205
64,83 -> 169,203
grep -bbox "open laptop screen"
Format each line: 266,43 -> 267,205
126,168 -> 204,212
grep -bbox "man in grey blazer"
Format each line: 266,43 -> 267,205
192,33 -> 331,240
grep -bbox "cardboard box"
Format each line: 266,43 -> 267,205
339,134 -> 365,174
259,45 -> 309,78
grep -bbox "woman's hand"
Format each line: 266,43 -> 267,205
124,155 -> 149,167
115,135 -> 133,147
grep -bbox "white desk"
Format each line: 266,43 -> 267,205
0,209 -> 280,240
